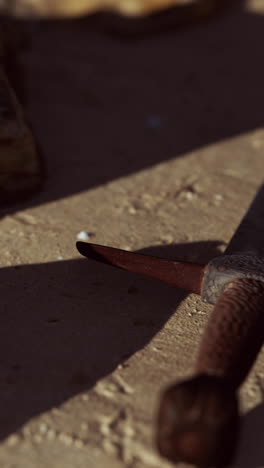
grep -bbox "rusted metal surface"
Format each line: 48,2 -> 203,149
196,278 -> 264,386
76,241 -> 205,294
157,374 -> 239,468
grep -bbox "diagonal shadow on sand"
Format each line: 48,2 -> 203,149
233,401 -> 264,468
0,241 -> 219,440
0,239 -> 263,467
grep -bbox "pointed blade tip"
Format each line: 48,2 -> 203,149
76,241 -> 97,259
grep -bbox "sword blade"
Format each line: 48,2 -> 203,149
76,184 -> 264,297
225,183 -> 264,257
76,241 -> 205,294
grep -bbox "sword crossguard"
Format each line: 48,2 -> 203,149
201,252 -> 264,304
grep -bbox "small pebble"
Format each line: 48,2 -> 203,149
152,346 -> 162,352
59,432 -> 73,446
76,231 -> 90,241
39,423 -> 48,434
160,234 -> 174,244
6,434 -> 21,447
102,438 -> 119,455
47,429 -> 56,440
51,408 -> 62,416
74,439 -> 84,449
33,434 -> 43,444
123,425 -> 135,437
22,426 -> 31,437
80,422 -> 88,431
128,206 -> 137,215
185,191 -> 195,200
252,139 -> 263,149
214,194 -> 223,201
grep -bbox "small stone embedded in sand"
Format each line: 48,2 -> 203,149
46,429 -> 56,440
80,422 -> 88,431
74,438 -> 84,449
22,426 -> 31,437
121,245 -> 132,251
58,432 -> 73,446
33,434 -> 43,444
214,194 -> 223,201
39,423 -> 48,434
76,231 -> 90,241
51,408 -> 62,416
185,190 -> 195,200
128,205 -> 137,215
160,234 -> 174,244
6,434 -> 21,447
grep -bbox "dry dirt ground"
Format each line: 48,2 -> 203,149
0,1 -> 264,467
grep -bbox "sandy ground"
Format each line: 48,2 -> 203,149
0,1 -> 264,467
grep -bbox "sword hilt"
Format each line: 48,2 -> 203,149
157,278 -> 264,467
201,253 -> 264,304
76,242 -> 264,465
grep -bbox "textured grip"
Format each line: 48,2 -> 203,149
157,278 -> 264,467
196,278 -> 264,388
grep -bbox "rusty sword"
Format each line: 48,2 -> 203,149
76,183 -> 264,467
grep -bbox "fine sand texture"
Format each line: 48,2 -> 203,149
0,1 -> 264,467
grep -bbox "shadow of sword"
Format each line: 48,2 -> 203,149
76,182 -> 264,468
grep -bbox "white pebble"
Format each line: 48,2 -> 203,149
33,434 -> 43,444
39,423 -> 48,434
128,206 -> 137,215
6,434 -> 21,447
59,432 -> 73,446
76,231 -> 90,241
185,191 -> 195,200
47,429 -> 56,440
74,439 -> 84,449
214,194 -> 223,201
